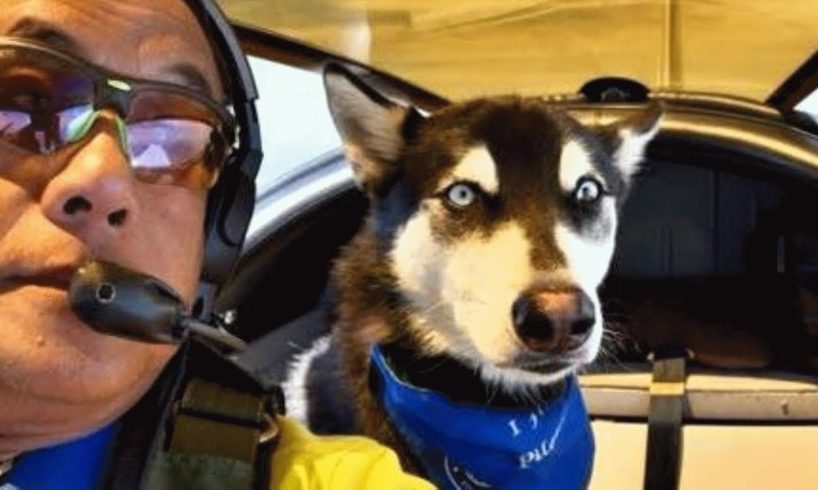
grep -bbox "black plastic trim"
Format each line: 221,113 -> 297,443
768,49 -> 818,111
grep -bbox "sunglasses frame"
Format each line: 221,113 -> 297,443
0,36 -> 237,169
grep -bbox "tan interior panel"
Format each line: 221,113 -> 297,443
581,368 -> 818,420
589,422 -> 818,489
219,0 -> 818,101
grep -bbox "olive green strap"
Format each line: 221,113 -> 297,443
143,452 -> 255,490
169,379 -> 271,464
143,379 -> 278,489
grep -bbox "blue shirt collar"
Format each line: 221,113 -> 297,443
1,424 -> 117,490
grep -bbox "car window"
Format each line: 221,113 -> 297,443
247,56 -> 342,239
249,56 -> 341,195
796,93 -> 818,119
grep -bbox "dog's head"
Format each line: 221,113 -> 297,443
326,65 -> 661,388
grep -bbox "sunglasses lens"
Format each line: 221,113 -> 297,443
127,90 -> 227,189
0,46 -> 94,154
129,118 -> 219,189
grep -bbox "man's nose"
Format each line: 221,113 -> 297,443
511,287 -> 596,354
40,127 -> 138,240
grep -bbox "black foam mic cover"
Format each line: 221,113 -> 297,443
69,260 -> 185,344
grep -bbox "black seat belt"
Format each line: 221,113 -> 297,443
643,346 -> 689,490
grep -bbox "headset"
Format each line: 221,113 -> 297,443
184,0 -> 263,315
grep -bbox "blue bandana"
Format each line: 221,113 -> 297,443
1,424 -> 116,490
370,346 -> 594,489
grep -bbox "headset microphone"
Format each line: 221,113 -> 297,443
69,260 -> 247,352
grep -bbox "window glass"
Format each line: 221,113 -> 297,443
249,56 -> 341,195
795,89 -> 818,121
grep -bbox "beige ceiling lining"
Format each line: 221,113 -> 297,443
219,0 -> 818,102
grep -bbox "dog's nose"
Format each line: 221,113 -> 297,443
512,288 -> 595,353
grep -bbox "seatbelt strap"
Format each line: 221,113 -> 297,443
643,346 -> 689,490
142,378 -> 280,490
169,378 -> 278,464
141,340 -> 284,490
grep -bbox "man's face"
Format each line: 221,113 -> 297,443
0,0 -> 223,457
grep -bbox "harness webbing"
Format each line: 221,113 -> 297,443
169,379 -> 270,464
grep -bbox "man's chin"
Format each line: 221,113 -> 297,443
0,332 -> 176,405
0,349 -> 168,457
0,285 -> 177,455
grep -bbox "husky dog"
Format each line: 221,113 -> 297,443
284,64 -> 661,488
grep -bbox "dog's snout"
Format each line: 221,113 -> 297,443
512,288 -> 595,353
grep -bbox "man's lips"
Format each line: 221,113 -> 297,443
2,267 -> 78,290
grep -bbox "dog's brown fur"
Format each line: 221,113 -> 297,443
329,226 -> 421,468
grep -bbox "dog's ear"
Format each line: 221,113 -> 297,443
324,63 -> 415,195
605,102 -> 663,180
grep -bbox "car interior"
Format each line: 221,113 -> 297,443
211,1 -> 818,486
217,87 -> 818,489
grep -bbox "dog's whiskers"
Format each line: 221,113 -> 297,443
417,356 -> 449,375
483,369 -> 501,406
592,322 -> 637,373
420,300 -> 448,315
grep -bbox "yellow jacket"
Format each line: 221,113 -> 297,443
271,417 -> 435,490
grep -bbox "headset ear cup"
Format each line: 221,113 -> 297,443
202,153 -> 256,287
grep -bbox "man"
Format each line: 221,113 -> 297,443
0,0 -> 432,488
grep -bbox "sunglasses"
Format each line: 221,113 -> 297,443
0,37 -> 236,190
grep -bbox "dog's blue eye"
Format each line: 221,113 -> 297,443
573,178 -> 602,204
446,183 -> 477,207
